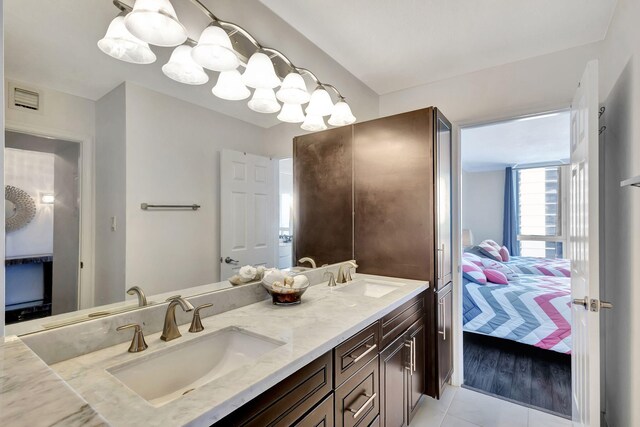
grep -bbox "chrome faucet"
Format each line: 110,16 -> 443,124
161,296 -> 194,342
298,257 -> 317,268
337,261 -> 358,284
127,286 -> 148,307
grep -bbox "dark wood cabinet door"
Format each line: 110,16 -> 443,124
294,126 -> 353,266
353,109 -> 435,281
380,334 -> 408,427
406,319 -> 426,423
437,284 -> 454,394
294,393 -> 335,427
435,109 -> 453,290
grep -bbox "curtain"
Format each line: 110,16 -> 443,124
503,167 -> 520,256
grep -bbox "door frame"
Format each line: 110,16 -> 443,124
452,106 -> 572,388
4,121 -> 94,310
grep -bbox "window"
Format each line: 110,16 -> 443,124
516,166 -> 568,258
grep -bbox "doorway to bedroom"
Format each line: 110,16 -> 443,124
460,111 -> 572,417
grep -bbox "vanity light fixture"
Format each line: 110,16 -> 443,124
191,25 -> 239,72
124,0 -> 188,47
103,0 -> 356,130
241,52 -> 281,89
306,86 -> 334,117
277,103 -> 306,123
98,15 -> 157,64
248,88 -> 281,114
40,194 -> 55,204
162,45 -> 209,85
212,69 -> 250,100
277,72 -> 311,105
328,98 -> 357,126
301,114 -> 328,132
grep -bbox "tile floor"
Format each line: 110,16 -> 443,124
411,386 -> 572,427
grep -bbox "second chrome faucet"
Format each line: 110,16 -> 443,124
161,296 -> 194,342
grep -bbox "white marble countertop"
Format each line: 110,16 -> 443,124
0,337 -> 108,427
50,274 -> 427,426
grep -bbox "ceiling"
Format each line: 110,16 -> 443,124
4,0 -> 301,128
461,111 -> 570,172
260,0 -> 617,95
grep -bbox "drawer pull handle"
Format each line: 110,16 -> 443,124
404,341 -> 413,375
349,344 -> 377,364
348,392 -> 377,419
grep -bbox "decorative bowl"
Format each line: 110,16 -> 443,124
261,271 -> 310,305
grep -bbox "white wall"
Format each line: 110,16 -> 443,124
94,84 -> 126,306
4,148 -> 54,257
598,0 -> 640,425
124,83 -> 266,296
461,170 -> 505,245
379,42 -> 602,125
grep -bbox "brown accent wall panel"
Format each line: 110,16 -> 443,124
294,126 -> 353,266
353,109 -> 435,280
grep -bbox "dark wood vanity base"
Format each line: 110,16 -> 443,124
216,293 -> 427,427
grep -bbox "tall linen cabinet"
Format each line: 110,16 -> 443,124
294,108 -> 454,411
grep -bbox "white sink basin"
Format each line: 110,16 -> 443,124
107,327 -> 284,407
337,279 -> 404,298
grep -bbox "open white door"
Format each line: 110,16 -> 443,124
220,149 -> 276,280
570,60 -> 609,426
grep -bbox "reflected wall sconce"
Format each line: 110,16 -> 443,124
40,193 -> 55,204
98,0 -> 356,131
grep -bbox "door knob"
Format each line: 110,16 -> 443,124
572,297 -> 588,309
224,257 -> 239,265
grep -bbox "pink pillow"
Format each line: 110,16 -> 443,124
463,252 -> 483,267
478,241 -> 502,261
480,258 -> 518,281
483,268 -> 509,285
483,239 -> 502,251
499,246 -> 510,262
462,258 -> 487,285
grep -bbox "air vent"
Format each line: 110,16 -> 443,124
13,87 -> 40,111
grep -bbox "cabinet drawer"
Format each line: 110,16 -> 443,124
335,356 -> 379,427
368,415 -> 380,427
294,393 -> 334,427
222,352 -> 333,427
380,295 -> 425,349
334,323 -> 379,387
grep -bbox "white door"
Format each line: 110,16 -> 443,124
220,149 -> 276,279
570,60 -> 606,426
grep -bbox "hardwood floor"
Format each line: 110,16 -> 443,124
463,332 -> 571,417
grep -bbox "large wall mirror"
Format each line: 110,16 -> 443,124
3,0 -> 307,335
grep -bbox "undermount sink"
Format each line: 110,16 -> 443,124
107,327 -> 284,407
336,279 -> 404,298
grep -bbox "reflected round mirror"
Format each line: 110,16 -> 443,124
5,200 -> 17,220
5,185 -> 37,232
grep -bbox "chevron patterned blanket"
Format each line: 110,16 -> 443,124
463,275 -> 571,353
504,256 -> 571,277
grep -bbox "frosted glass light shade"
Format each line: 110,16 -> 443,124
248,88 -> 281,113
212,70 -> 250,100
98,16 -> 156,64
124,0 -> 187,47
305,87 -> 334,116
242,52 -> 281,89
301,114 -> 327,132
191,26 -> 239,71
277,103 -> 305,123
276,72 -> 310,104
162,45 -> 209,85
328,100 -> 356,126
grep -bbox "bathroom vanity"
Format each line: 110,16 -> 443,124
0,269 -> 428,426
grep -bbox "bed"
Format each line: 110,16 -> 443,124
463,275 -> 572,354
503,255 -> 571,277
